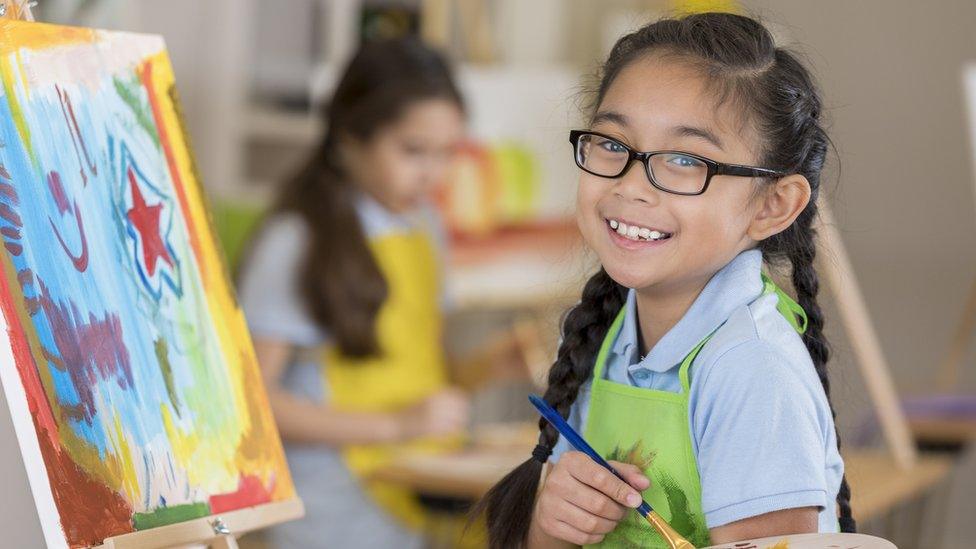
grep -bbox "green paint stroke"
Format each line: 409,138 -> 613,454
154,338 -> 182,415
653,470 -> 710,547
113,75 -> 160,147
132,502 -> 210,530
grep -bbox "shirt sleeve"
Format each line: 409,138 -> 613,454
690,339 -> 831,528
238,214 -> 328,347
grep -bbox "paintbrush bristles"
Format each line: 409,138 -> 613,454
645,510 -> 696,549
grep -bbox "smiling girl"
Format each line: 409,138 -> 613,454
480,12 -> 854,548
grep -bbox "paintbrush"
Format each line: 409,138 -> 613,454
529,394 -> 695,549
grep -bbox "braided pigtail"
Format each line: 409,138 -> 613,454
476,269 -> 625,548
781,204 -> 857,532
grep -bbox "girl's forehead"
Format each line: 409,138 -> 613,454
597,55 -> 760,156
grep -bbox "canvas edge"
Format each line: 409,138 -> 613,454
0,311 -> 69,549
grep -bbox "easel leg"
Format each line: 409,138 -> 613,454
937,276 -> 976,391
816,204 -> 918,469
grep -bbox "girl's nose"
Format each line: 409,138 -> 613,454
613,160 -> 661,205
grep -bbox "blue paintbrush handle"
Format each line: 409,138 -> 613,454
529,395 -> 653,516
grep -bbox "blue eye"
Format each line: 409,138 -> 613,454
597,139 -> 627,154
666,154 -> 705,168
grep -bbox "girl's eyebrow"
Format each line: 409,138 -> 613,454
671,125 -> 725,151
592,110 -> 629,127
593,110 -> 726,151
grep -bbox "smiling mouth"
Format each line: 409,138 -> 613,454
606,218 -> 673,242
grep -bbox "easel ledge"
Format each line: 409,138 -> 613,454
94,498 -> 304,549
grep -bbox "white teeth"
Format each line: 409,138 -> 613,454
608,219 -> 671,242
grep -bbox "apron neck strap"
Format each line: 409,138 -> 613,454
761,273 -> 808,335
592,306 -> 627,380
678,275 -> 808,392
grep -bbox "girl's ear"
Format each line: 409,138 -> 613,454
747,174 -> 812,241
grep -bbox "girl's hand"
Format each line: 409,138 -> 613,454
401,388 -> 471,439
533,451 -> 650,546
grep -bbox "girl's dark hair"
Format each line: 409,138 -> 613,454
254,37 -> 462,357
478,12 -> 854,547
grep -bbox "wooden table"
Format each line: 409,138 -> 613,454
373,425 -> 954,523
843,450 -> 953,522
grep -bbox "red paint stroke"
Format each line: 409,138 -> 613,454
0,202 -> 23,227
138,61 -> 203,271
0,245 -> 58,448
55,85 -> 97,186
46,171 -> 71,215
46,172 -> 90,272
1,226 -> 20,240
126,168 -> 172,277
0,163 -> 10,180
5,241 -> 22,256
0,183 -> 17,204
49,203 -> 89,272
35,277 -> 134,422
36,412 -> 134,547
208,474 -> 273,514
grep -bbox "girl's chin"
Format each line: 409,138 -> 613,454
601,262 -> 660,290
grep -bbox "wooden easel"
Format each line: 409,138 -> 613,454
816,204 -> 918,469
94,499 -> 304,549
0,3 -> 305,547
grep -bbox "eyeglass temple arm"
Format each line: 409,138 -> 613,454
714,164 -> 785,178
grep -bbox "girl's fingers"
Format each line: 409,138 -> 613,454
544,518 -> 606,546
607,460 -> 651,490
556,499 -> 619,535
565,453 -> 643,508
557,479 -> 627,521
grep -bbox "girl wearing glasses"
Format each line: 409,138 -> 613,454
480,12 -> 852,548
239,38 -> 469,548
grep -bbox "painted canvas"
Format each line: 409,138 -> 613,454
0,20 -> 295,548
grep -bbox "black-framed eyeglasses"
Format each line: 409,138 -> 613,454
569,130 -> 786,196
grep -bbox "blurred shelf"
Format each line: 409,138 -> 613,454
445,221 -> 594,312
243,103 -> 321,144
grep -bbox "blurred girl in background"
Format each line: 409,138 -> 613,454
239,37 -> 469,548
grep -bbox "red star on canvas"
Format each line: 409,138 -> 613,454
126,168 -> 173,277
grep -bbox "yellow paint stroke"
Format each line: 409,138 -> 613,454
161,403 -> 233,491
110,413 -> 140,503
0,19 -> 97,56
763,540 -> 789,549
0,51 -> 32,160
143,51 -> 294,499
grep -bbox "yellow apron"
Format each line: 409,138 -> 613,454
322,230 -> 455,530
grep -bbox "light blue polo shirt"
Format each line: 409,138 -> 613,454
550,249 -> 844,532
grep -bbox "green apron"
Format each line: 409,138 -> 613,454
582,274 -> 807,548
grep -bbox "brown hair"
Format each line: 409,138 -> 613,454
255,37 -> 462,357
